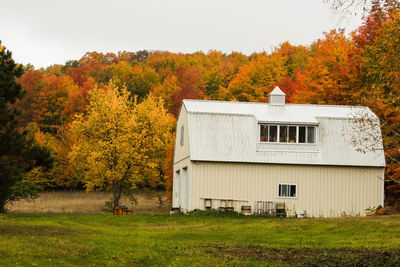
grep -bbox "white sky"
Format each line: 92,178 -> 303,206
0,0 -> 362,68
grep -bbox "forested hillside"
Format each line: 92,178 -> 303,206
11,5 -> 400,205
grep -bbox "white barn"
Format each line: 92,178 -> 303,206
172,87 -> 385,217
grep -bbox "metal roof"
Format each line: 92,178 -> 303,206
181,99 -> 385,167
183,100 -> 375,124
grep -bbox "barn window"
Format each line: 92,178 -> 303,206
260,125 -> 268,142
259,124 -> 317,144
288,126 -> 296,143
278,184 -> 297,198
307,126 -> 315,143
180,125 -> 184,146
269,125 -> 278,142
279,126 -> 288,142
298,126 -> 306,143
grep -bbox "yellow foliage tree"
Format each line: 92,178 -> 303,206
28,123 -> 77,189
69,82 -> 175,206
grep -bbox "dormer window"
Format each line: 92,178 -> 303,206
260,124 -> 316,144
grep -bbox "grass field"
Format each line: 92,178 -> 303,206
6,191 -> 170,215
1,213 -> 400,266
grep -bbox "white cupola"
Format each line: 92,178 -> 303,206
268,86 -> 286,106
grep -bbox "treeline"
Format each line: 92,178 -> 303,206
13,4 -> 400,204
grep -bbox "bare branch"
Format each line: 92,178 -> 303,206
342,108 -> 383,153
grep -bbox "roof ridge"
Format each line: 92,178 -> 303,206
182,99 -> 367,109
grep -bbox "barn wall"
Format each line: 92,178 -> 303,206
191,161 -> 384,217
172,157 -> 192,211
174,105 -> 190,164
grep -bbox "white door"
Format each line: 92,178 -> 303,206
180,167 -> 188,211
173,170 -> 180,208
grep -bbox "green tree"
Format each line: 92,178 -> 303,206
69,82 -> 174,207
0,41 -> 52,213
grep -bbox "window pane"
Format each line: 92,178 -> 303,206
279,126 -> 288,142
269,125 -> 277,142
290,185 -> 296,197
278,184 -> 282,196
180,125 -> 184,145
281,184 -> 288,197
307,126 -> 315,143
289,126 -> 296,143
299,126 -> 306,143
260,125 -> 268,142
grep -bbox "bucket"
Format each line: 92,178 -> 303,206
241,205 -> 252,215
296,210 -> 306,218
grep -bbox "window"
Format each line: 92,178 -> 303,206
307,126 -> 315,143
278,184 -> 297,198
279,126 -> 288,142
269,125 -> 277,142
288,126 -> 296,143
259,124 -> 317,144
180,125 -> 184,146
299,126 -> 306,143
260,125 -> 268,142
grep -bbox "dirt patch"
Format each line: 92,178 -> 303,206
204,244 -> 400,266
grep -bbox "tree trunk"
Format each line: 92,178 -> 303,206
112,183 -> 122,207
0,199 -> 6,213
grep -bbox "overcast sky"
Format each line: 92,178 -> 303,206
0,0 -> 362,68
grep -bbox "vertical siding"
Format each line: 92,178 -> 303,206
174,106 -> 190,163
172,158 -> 191,211
191,162 -> 384,217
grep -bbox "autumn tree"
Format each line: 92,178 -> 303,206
65,62 -> 102,86
352,1 -> 395,48
33,74 -> 80,133
324,0 -> 398,17
220,52 -> 286,102
117,50 -> 150,63
163,134 -> 175,202
294,30 -> 361,104
0,41 -> 52,212
79,51 -> 117,65
170,66 -> 205,116
62,77 -> 95,123
15,70 -> 44,126
95,61 -> 161,102
69,82 -> 174,207
27,123 -> 78,189
357,10 -> 400,203
151,75 -> 179,112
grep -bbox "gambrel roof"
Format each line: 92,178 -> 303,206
181,99 -> 385,167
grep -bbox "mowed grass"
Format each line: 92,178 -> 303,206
1,214 -> 400,266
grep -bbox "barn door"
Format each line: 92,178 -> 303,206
181,167 -> 188,211
173,170 -> 180,208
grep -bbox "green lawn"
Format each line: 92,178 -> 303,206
1,214 -> 400,266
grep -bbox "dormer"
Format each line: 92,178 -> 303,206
268,86 -> 285,106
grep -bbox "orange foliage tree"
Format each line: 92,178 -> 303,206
357,10 -> 400,203
170,66 -> 205,116
294,30 -> 361,105
220,52 -> 286,102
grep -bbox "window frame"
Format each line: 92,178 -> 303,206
259,123 -> 317,145
277,183 -> 298,199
